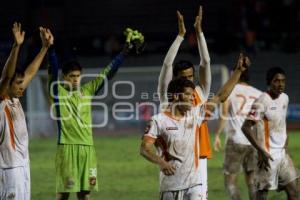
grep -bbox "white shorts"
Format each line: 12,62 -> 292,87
0,162 -> 30,200
256,149 -> 300,190
160,184 -> 204,200
199,158 -> 208,200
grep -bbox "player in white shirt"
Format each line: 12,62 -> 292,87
157,6 -> 212,199
214,58 -> 262,200
242,67 -> 300,200
140,54 -> 249,200
0,23 -> 53,200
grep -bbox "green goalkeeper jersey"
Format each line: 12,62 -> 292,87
48,50 -> 124,145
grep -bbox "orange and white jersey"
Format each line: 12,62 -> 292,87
144,105 -> 205,192
193,88 -> 212,159
226,84 -> 262,145
0,97 -> 29,168
248,92 -> 288,155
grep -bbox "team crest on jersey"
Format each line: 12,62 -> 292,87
166,127 -> 178,130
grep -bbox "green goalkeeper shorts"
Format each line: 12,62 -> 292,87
55,144 -> 98,193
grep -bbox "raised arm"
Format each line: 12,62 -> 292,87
47,47 -> 59,97
0,22 -> 24,96
242,119 -> 273,171
194,6 -> 211,100
22,27 -> 53,89
82,29 -> 144,96
158,11 -> 185,105
209,54 -> 248,105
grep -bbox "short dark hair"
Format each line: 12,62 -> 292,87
266,67 -> 286,85
173,60 -> 194,77
167,78 -> 195,102
10,68 -> 25,85
62,60 -> 82,75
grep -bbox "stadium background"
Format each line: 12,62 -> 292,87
1,0 -> 300,199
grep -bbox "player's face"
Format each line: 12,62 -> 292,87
9,76 -> 25,98
270,73 -> 286,96
177,68 -> 194,82
63,70 -> 81,90
178,87 -> 194,111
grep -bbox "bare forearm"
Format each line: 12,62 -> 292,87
140,146 -> 165,167
215,117 -> 226,137
216,101 -> 229,136
1,43 -> 20,79
25,46 -> 48,76
217,69 -> 242,103
242,122 -> 265,153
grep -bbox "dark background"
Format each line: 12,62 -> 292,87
1,0 -> 300,103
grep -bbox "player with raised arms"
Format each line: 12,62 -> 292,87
157,6 -> 212,198
48,28 -> 144,200
141,53 -> 249,200
0,23 -> 53,200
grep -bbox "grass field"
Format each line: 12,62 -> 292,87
30,131 -> 300,200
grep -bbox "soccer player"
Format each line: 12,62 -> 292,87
48,29 -> 144,200
0,23 -> 53,200
141,54 -> 249,200
157,6 -> 211,198
242,67 -> 300,200
214,57 -> 262,200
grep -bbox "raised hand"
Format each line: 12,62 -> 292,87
12,22 -> 25,46
236,53 -> 249,72
123,28 -> 145,55
177,11 -> 186,37
39,27 -> 54,48
194,6 -> 203,34
243,56 -> 251,68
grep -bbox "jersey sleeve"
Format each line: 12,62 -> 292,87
143,117 -> 161,139
81,53 -> 124,96
47,49 -> 60,99
158,36 -> 184,106
197,32 -> 211,101
247,96 -> 266,121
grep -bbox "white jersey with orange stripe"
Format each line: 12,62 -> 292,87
144,104 -> 205,192
248,92 -> 288,155
0,98 -> 29,168
226,84 -> 262,145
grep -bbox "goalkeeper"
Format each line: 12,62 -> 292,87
48,28 -> 144,200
